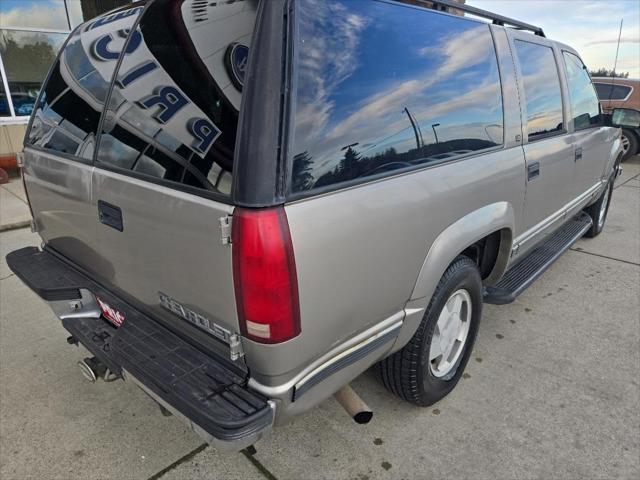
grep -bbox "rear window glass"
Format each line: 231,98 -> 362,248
594,82 -> 632,101
563,52 -> 600,130
26,5 -> 144,159
95,0 -> 256,196
289,0 -> 504,194
514,40 -> 564,141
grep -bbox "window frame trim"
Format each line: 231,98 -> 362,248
284,0 -> 507,201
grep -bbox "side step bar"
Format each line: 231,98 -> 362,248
484,213 -> 592,305
6,246 -> 273,450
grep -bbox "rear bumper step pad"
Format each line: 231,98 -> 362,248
6,246 -> 273,445
484,213 -> 592,305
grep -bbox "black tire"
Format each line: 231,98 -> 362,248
621,129 -> 638,161
584,177 -> 614,238
377,255 -> 482,406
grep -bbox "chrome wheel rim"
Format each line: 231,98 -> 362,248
598,185 -> 610,229
621,134 -> 630,156
429,289 -> 472,378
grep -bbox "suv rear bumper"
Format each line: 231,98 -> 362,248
6,246 -> 274,451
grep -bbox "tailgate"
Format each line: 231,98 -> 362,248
92,169 -> 243,365
19,0 -> 261,365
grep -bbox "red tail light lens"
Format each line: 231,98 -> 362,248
232,207 -> 301,344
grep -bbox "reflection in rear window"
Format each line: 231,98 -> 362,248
95,0 -> 258,196
290,0 -> 504,194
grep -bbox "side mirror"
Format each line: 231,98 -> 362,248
612,108 -> 640,128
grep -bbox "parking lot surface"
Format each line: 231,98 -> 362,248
1,157 -> 639,480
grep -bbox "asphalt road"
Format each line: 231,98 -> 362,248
1,157 -> 638,480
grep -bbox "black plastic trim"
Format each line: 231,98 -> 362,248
232,0 -> 290,207
98,200 -> 124,232
292,324 -> 400,401
6,247 -> 82,301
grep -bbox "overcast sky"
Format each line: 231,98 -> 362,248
467,0 -> 640,77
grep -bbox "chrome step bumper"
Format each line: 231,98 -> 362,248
6,246 -> 273,450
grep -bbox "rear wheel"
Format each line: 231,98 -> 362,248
377,255 -> 482,406
584,177 -> 614,238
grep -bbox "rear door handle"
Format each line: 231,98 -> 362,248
98,200 -> 123,232
527,162 -> 540,181
575,147 -> 583,161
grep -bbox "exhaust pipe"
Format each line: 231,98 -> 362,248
78,357 -> 104,382
77,357 -> 118,382
334,384 -> 373,424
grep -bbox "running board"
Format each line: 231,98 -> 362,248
484,213 -> 592,305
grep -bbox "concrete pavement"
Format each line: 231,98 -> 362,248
0,177 -> 31,232
0,157 -> 638,480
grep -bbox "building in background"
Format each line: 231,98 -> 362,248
0,0 -> 130,174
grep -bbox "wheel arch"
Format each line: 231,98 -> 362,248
390,202 -> 515,353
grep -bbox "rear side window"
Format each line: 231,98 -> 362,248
289,0 -> 504,194
514,40 -> 564,141
26,5 -> 144,159
95,0 -> 257,196
562,52 -> 600,130
594,82 -> 632,101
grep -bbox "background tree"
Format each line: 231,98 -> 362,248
589,68 -> 630,78
292,151 -> 314,191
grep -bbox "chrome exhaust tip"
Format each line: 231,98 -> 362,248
334,384 -> 373,424
77,358 -> 97,382
77,357 -> 107,383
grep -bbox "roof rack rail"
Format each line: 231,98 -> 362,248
407,0 -> 546,38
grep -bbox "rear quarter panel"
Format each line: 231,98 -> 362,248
246,146 -> 526,385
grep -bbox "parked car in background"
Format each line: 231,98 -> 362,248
6,0 -> 634,452
593,77 -> 640,160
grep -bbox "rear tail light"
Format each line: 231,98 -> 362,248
232,206 -> 301,344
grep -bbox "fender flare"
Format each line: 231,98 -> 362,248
602,135 -> 623,182
391,202 -> 515,352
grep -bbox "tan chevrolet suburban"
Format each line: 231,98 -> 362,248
7,0 -> 637,451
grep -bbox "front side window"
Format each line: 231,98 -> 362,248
563,52 -> 600,130
26,5 -> 143,159
594,82 -> 632,101
289,0 -> 504,194
95,0 -> 257,196
515,40 -> 564,141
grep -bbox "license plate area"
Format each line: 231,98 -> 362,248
96,296 -> 126,328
